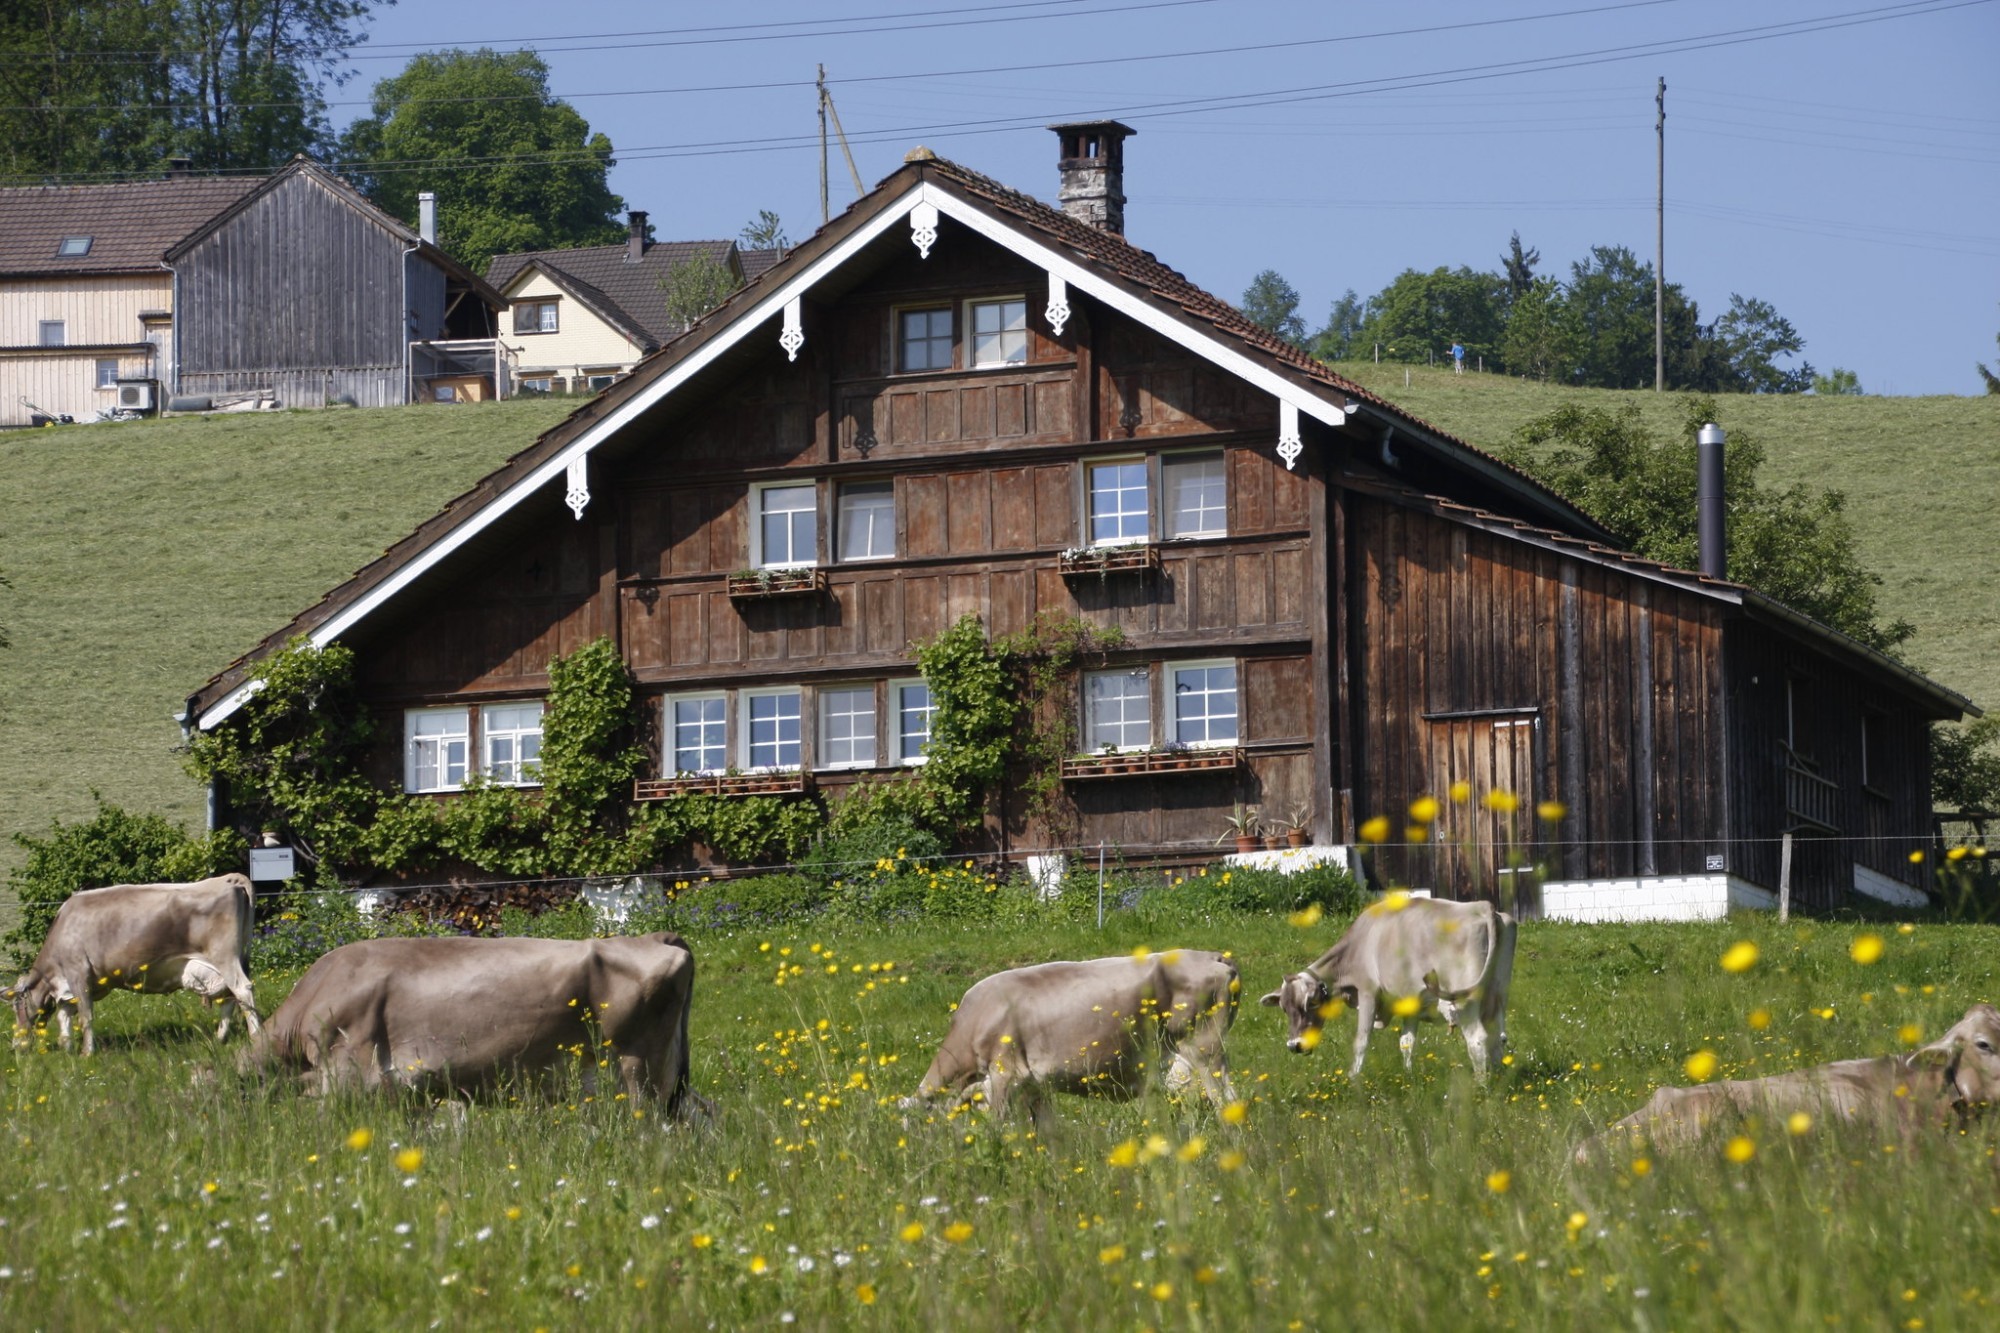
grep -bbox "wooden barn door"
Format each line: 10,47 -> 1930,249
1423,713 -> 1539,907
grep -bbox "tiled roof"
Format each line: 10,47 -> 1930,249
739,247 -> 785,281
0,176 -> 261,275
485,240 -> 740,349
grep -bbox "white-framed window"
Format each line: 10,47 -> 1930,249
584,369 -> 619,392
742,688 -> 803,771
818,686 -> 877,770
518,376 -> 553,395
666,692 -> 728,775
38,320 -> 64,348
754,482 -> 818,568
95,359 -> 120,389
1168,661 -> 1238,748
1163,451 -> 1227,539
405,708 -> 471,793
837,480 -> 895,562
968,296 -> 1028,367
898,306 -> 953,372
513,299 -> 559,334
1088,458 -> 1151,546
1084,668 -> 1153,752
893,679 -> 935,765
57,235 -> 92,257
482,701 -> 545,785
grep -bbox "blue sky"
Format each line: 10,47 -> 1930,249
329,1 -> 2000,396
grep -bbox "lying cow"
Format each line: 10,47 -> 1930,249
903,950 -> 1241,1123
9,874 -> 260,1055
1577,1003 -> 2000,1160
1263,894 -> 1516,1081
242,932 -> 699,1113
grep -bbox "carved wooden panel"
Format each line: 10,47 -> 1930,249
839,369 -> 1074,457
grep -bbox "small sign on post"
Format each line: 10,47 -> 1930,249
248,846 -> 295,883
1778,833 -> 1793,922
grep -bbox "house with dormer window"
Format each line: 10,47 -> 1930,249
186,125 -> 1974,920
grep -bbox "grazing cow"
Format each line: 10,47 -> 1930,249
242,933 -> 699,1113
1263,894 -> 1517,1081
1577,1003 -> 2000,1160
903,950 -> 1242,1123
9,874 -> 260,1055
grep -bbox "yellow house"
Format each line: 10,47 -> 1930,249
485,213 -> 753,395
0,174 -> 258,426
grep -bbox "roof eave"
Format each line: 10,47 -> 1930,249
1739,591 -> 1978,720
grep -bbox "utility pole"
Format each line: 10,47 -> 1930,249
1655,76 -> 1665,393
816,66 -> 866,225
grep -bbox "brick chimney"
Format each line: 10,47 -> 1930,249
1049,121 -> 1135,234
626,210 -> 649,262
165,156 -> 193,180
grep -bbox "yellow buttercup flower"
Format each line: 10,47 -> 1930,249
1685,1050 -> 1718,1083
1482,789 -> 1520,814
899,1222 -> 924,1243
1176,1137 -> 1206,1162
1850,934 -> 1885,965
943,1222 -> 973,1243
1288,904 -> 1323,929
1449,781 -> 1472,804
1099,1244 -> 1127,1265
1358,816 -> 1391,844
1485,1169 -> 1511,1194
345,1128 -> 373,1152
1898,1023 -> 1922,1045
1787,1112 -> 1813,1135
1218,1150 -> 1247,1172
394,1147 -> 423,1174
1720,941 -> 1759,973
1748,1008 -> 1772,1031
1107,1139 -> 1140,1168
856,1284 -> 877,1305
1297,1027 -> 1322,1052
1390,995 -> 1422,1019
1724,1136 -> 1756,1163
1536,800 -> 1568,823
1408,796 -> 1440,825
1221,1100 -> 1249,1126
750,1255 -> 769,1275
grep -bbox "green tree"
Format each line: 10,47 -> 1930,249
1309,288 -> 1366,362
1498,276 -> 1577,382
1811,367 -> 1863,395
1561,245 -> 1660,389
1357,265 -> 1508,368
0,1 -> 382,181
1498,397 -> 1911,652
1239,270 -> 1307,346
337,49 -> 624,274
740,209 -> 789,251
1933,716 -> 2000,814
1709,294 -> 1813,394
1500,230 -> 1540,301
662,249 -> 741,333
1978,308 -> 2000,394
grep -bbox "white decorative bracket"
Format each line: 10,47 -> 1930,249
1045,273 -> 1071,337
1277,401 -> 1303,471
565,454 -> 590,520
909,201 -> 939,259
779,296 -> 804,362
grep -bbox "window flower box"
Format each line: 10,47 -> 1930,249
635,771 -> 811,801
727,567 -> 827,600
1058,543 -> 1160,579
1060,747 -> 1242,781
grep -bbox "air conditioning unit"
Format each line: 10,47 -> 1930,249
116,380 -> 155,410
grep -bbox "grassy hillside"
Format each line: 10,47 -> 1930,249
1336,363 -> 1999,715
2,378 -> 1993,884
0,401 -> 573,878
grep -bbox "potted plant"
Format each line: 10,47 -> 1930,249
1217,803 -> 1261,855
1283,802 -> 1312,849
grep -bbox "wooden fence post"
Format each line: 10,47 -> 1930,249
1778,833 -> 1793,922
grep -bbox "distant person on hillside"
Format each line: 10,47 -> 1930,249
1450,341 -> 1466,375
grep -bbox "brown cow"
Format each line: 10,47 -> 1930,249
9,874 -> 259,1055
1263,894 -> 1516,1081
903,950 -> 1241,1123
1577,1003 -> 2000,1160
242,933 -> 699,1113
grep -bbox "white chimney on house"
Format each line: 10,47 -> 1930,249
418,192 -> 437,246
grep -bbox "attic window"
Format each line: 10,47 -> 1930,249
57,235 -> 93,257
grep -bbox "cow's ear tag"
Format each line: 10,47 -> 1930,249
1258,991 -> 1282,1007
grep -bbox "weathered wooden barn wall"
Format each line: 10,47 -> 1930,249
172,172 -> 411,407
1724,622 -> 1933,908
1346,487 -> 1728,900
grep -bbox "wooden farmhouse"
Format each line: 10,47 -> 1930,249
0,157 -> 505,424
187,126 -> 1975,920
485,216 -> 748,395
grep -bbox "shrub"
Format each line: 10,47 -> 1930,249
825,857 -> 1007,923
5,798 -> 244,966
799,815 -> 947,891
248,887 -> 453,973
636,873 -> 827,933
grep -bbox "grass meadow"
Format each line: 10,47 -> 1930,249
3,898 -> 1997,1329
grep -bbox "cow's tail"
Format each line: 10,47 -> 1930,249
1479,904 -> 1518,1032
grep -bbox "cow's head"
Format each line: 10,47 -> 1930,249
1915,1003 -> 2000,1109
1259,971 -> 1350,1054
8,972 -> 53,1045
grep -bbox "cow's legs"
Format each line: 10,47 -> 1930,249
1348,991 -> 1377,1078
1397,1020 -> 1416,1070
1167,1043 -> 1239,1114
1460,1013 -> 1491,1083
73,982 -> 95,1056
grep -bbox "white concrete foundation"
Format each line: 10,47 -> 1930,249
1223,844 -> 1358,876
1852,863 -> 1929,909
1541,873 -> 1776,923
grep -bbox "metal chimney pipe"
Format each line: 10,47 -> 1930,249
418,192 -> 437,245
1697,422 -> 1726,579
